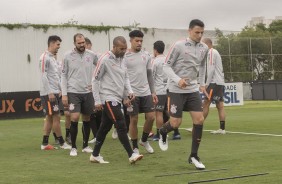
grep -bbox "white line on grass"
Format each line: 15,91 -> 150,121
178,127 -> 282,137
60,120 -> 282,137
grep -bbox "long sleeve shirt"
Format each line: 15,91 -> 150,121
124,50 -> 154,96
164,38 -> 208,93
92,51 -> 133,105
39,51 -> 60,96
206,48 -> 225,86
152,54 -> 167,95
61,49 -> 98,96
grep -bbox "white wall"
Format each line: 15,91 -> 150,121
0,26 -> 218,92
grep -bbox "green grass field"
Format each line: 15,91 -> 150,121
0,101 -> 282,184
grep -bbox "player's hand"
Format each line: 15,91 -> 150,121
48,93 -> 55,102
62,95 -> 68,107
152,93 -> 158,105
200,86 -> 209,99
128,93 -> 135,102
123,99 -> 131,107
178,78 -> 189,89
95,104 -> 103,111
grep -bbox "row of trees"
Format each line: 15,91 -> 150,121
215,20 -> 282,82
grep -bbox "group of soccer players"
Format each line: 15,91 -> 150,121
39,18 -> 226,170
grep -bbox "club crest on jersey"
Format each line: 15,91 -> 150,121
185,42 -> 192,46
170,104 -> 177,114
53,105 -> 59,112
69,103 -> 75,111
111,101 -> 118,106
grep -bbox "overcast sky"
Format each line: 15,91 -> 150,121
1,0 -> 281,31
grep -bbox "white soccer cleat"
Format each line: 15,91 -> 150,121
158,137 -> 168,151
139,139 -> 154,153
210,129 -> 226,134
41,144 -> 55,150
112,128 -> 118,139
82,146 -> 93,153
133,148 -> 140,154
70,148 -> 78,156
129,153 -> 143,164
189,156 -> 205,170
90,154 -> 109,164
88,138 -> 96,144
60,142 -> 72,150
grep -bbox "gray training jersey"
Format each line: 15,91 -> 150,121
206,48 -> 225,86
61,49 -> 98,95
124,50 -> 153,96
164,38 -> 208,93
92,51 -> 133,105
152,54 -> 167,95
39,51 -> 61,96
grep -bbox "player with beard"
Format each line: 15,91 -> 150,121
61,33 -> 98,156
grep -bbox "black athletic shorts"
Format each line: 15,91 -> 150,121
40,94 -> 60,116
205,83 -> 224,103
127,95 -> 155,115
168,91 -> 203,118
155,94 -> 167,112
67,92 -> 94,115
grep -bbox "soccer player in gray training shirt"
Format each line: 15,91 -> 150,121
202,38 -> 226,135
158,19 -> 208,170
125,30 -> 158,154
39,35 -> 71,150
61,33 -> 98,156
90,36 -> 143,164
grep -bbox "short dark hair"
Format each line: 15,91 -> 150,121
129,30 -> 144,38
73,33 -> 84,42
189,19 -> 205,29
113,36 -> 126,46
48,35 -> 61,46
153,40 -> 165,54
85,37 -> 92,45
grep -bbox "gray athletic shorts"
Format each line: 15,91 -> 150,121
67,92 -> 94,115
127,95 -> 155,115
168,91 -> 203,118
205,83 -> 224,103
155,94 -> 167,112
40,94 -> 60,116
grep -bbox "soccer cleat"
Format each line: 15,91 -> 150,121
129,153 -> 143,164
139,139 -> 154,153
158,137 -> 168,151
152,134 -> 160,141
60,142 -> 72,150
210,129 -> 226,134
70,148 -> 78,156
65,135 -> 72,144
41,144 -> 55,150
133,148 -> 140,154
112,128 -> 118,139
172,133 -> 181,140
90,154 -> 109,164
82,146 -> 93,153
189,156 -> 205,170
88,138 -> 96,144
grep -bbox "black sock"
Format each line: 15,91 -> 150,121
65,128 -> 70,138
159,121 -> 174,143
82,121 -> 90,148
70,121 -> 78,148
156,128 -> 160,136
141,132 -> 149,142
174,128 -> 180,135
53,132 -> 58,140
131,139 -> 138,149
220,121 -> 225,130
191,124 -> 203,157
57,136 -> 65,145
42,135 -> 49,145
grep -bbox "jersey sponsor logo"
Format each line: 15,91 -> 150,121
185,42 -> 192,46
170,104 -> 177,114
69,103 -> 75,111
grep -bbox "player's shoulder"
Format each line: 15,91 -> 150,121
198,41 -> 209,50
